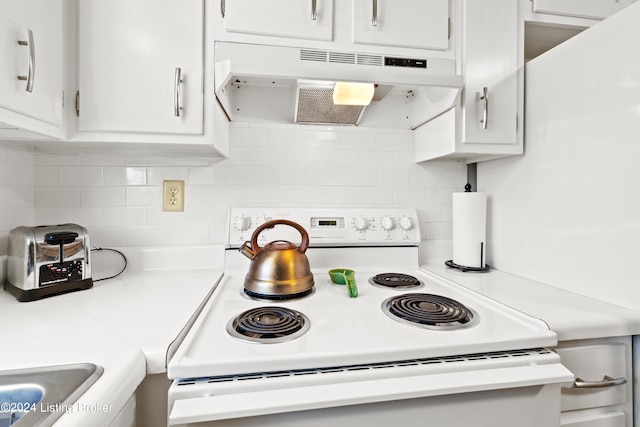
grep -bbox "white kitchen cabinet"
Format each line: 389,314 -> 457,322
221,0 -> 333,41
415,0 -> 520,163
213,0 -> 454,60
352,0 -> 450,50
68,0 -> 228,158
0,0 -> 66,139
77,0 -> 203,135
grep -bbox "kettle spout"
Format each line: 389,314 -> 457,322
239,241 -> 256,259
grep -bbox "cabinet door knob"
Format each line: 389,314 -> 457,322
311,0 -> 317,20
573,375 -> 627,389
17,29 -> 35,93
174,67 -> 183,117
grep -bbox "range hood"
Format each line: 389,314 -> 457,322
214,42 -> 463,130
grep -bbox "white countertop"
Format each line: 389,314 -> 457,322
0,245 -> 224,427
422,261 -> 640,341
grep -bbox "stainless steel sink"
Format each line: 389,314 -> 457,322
0,364 -> 103,427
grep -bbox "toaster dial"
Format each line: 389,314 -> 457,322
39,260 -> 84,287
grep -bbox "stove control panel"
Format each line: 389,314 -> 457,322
227,208 -> 421,248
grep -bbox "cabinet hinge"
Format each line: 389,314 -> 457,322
75,90 -> 80,117
516,113 -> 519,132
61,90 -> 65,108
448,18 -> 451,40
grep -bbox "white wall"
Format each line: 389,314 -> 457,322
1,123 -> 466,255
477,4 -> 640,310
0,145 -> 35,250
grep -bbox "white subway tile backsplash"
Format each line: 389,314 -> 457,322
410,168 -> 444,188
126,226 -> 170,246
35,187 -> 80,207
230,125 -> 269,147
58,166 -> 103,187
358,151 -> 392,169
57,207 -> 105,226
285,186 -> 326,205
87,226 -> 127,247
358,186 -> 393,205
0,208 -> 15,231
442,170 -> 468,187
211,185 -> 249,204
81,187 -> 125,207
102,207 -> 147,226
375,132 -> 412,152
126,186 -> 162,207
33,207 -> 58,226
147,167 -> 189,186
34,153 -> 79,166
103,167 -> 126,186
34,166 -> 58,186
377,168 -> 410,188
393,188 -> 425,205
0,161 -> 15,184
2,123 -> 464,251
417,206 -> 444,223
247,185 -> 288,204
125,167 -> 147,186
147,206 -> 189,226
189,167 -> 216,185
306,129 -> 341,149
321,186 -> 358,205
267,127 -> 307,148
423,222 -> 452,240
425,187 -> 457,205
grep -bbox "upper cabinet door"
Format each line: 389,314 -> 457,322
460,0 -> 518,145
223,0 -> 333,41
352,0 -> 450,50
0,0 -> 64,126
78,0 -> 203,135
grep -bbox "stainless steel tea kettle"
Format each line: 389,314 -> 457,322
239,219 -> 314,298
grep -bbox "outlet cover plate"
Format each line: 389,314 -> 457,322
163,180 -> 185,212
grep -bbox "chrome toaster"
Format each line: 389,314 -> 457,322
4,224 -> 93,302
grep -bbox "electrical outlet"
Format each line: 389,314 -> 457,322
163,180 -> 185,212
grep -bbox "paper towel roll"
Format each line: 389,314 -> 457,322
452,192 -> 487,268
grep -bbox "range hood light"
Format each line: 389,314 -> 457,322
332,82 -> 375,106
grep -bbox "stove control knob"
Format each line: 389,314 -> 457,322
399,216 -> 413,231
234,216 -> 252,231
381,216 -> 395,231
354,216 -> 369,231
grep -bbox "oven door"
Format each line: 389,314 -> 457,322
168,350 -> 573,427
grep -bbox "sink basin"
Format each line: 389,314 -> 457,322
0,364 -> 103,427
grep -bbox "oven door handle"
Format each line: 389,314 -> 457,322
573,375 -> 627,388
169,363 -> 573,424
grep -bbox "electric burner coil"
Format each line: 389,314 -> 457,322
227,306 -> 310,343
382,293 -> 478,330
369,273 -> 422,289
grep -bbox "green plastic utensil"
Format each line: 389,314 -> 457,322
328,268 -> 358,298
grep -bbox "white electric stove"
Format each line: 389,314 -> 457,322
167,207 -> 573,427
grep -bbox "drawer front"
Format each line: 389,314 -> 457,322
556,343 -> 628,411
561,410 -> 625,427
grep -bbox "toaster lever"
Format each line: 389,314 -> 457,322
44,232 -> 79,246
45,231 -> 79,264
